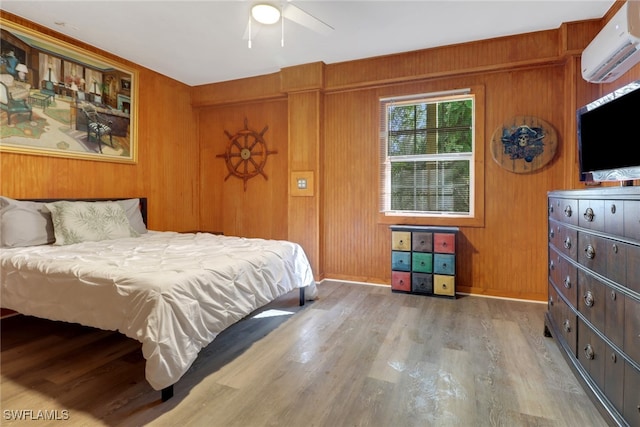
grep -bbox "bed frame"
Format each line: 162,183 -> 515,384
18,197 -> 306,401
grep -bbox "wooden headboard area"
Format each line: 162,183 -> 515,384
23,197 -> 148,226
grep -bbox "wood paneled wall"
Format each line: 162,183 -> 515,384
0,12 -> 199,232
4,6 -> 638,302
194,11 -> 638,301
198,99 -> 290,240
322,66 -> 568,300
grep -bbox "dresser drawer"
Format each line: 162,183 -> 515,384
623,361 -> 640,427
624,296 -> 640,362
412,252 -> 432,273
578,199 -> 605,231
578,232 -> 629,287
606,240 -> 628,287
391,271 -> 411,292
605,287 -> 626,349
434,275 -> 455,296
433,233 -> 455,253
578,232 -> 607,277
412,232 -> 432,252
626,244 -> 640,294
623,200 -> 640,241
391,251 -> 411,271
577,269 -> 606,333
549,247 -> 577,307
549,197 -> 578,225
549,248 -> 562,292
604,342 -> 625,415
433,254 -> 455,275
604,200 -> 624,236
548,283 -> 577,356
411,273 -> 433,294
391,231 -> 411,251
549,221 -> 578,260
577,318 -> 606,391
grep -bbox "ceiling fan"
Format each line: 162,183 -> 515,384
243,2 -> 334,47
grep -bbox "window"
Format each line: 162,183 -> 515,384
380,89 -> 475,218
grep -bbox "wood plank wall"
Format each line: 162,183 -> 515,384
198,98 -> 290,240
3,4 -> 638,302
321,63 -> 568,300
193,8 -> 638,301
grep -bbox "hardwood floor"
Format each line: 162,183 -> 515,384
1,281 -> 608,427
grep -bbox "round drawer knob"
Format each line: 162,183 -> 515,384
584,344 -> 595,360
563,276 -> 571,289
610,204 -> 616,214
585,244 -> 596,259
564,237 -> 572,249
611,352 -> 617,363
563,319 -> 571,333
584,290 -> 595,307
549,228 -> 555,239
564,206 -> 572,217
583,207 -> 595,222
610,290 -> 616,301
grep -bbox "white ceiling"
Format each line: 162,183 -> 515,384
1,0 -> 615,87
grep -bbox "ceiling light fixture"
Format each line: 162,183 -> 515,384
251,4 -> 281,25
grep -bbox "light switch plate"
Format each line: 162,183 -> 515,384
291,171 -> 314,197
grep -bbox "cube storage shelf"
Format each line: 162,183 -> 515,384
390,225 -> 459,298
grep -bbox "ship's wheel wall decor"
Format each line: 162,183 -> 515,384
216,118 -> 278,191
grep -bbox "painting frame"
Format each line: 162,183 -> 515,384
0,18 -> 138,164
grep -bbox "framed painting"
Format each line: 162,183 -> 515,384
0,18 -> 138,163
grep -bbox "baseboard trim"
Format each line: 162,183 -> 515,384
318,278 -> 546,304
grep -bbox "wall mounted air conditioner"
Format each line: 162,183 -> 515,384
581,1 -> 640,83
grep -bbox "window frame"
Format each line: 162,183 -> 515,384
377,85 -> 485,228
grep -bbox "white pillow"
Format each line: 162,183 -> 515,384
0,196 -> 55,247
45,201 -> 139,245
116,198 -> 148,234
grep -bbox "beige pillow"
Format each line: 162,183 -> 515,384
45,201 -> 139,245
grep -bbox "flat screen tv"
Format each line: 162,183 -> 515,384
577,79 -> 640,183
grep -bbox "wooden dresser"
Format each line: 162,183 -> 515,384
390,225 -> 458,298
545,187 -> 640,426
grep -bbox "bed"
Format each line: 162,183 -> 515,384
0,196 -> 317,400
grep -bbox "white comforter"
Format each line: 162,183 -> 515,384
0,231 -> 316,390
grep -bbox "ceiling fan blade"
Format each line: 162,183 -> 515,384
242,18 -> 262,40
282,4 -> 334,35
